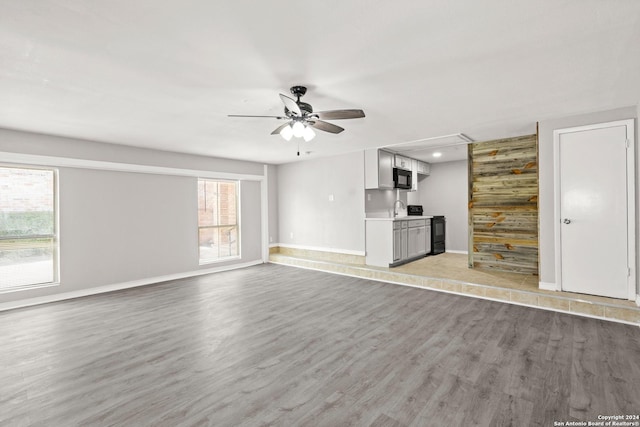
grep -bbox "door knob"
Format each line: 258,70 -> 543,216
563,218 -> 571,224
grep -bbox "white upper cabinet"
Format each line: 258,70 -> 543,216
394,154 -> 412,171
365,149 -> 395,190
365,149 -> 430,190
411,159 -> 418,191
417,161 -> 431,175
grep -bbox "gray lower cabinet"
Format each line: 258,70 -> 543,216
393,222 -> 402,262
401,222 -> 408,260
407,225 -> 425,259
407,220 -> 431,259
366,218 -> 431,267
392,221 -> 409,262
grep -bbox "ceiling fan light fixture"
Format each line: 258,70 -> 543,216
292,121 -> 305,138
302,126 -> 315,142
280,124 -> 293,141
229,86 -> 364,151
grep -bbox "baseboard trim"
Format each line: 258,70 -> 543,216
539,281 -> 557,291
0,260 -> 263,312
445,250 -> 468,255
275,243 -> 365,257
636,294 -> 640,307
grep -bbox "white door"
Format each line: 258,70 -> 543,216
558,123 -> 631,299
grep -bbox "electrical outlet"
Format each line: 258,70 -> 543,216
269,236 -> 273,243
290,232 -> 294,239
367,193 -> 371,201
328,194 -> 334,202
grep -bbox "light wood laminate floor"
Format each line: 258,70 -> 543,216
392,253 -> 638,307
1,263 -> 639,426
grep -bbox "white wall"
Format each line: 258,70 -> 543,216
277,151 -> 365,254
414,160 -> 469,252
0,129 -> 267,305
538,106 -> 638,290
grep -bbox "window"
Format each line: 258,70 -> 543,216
197,179 -> 239,263
0,166 -> 57,290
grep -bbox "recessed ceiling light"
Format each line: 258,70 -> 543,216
433,152 -> 442,158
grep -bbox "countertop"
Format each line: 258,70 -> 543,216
365,215 -> 433,221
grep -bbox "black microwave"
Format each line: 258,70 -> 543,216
393,168 -> 412,189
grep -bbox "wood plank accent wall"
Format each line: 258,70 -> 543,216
468,134 -> 539,275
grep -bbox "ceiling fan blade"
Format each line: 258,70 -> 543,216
228,114 -> 287,119
314,109 -> 365,120
308,120 -> 345,134
270,123 -> 291,135
279,94 -> 302,116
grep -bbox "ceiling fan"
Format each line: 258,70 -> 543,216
228,86 -> 365,144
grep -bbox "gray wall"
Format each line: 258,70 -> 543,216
57,168 -> 198,288
0,128 -> 264,176
277,151 -> 365,253
414,160 -> 469,252
240,180 -> 263,262
365,189 -> 406,216
538,106 -> 639,290
0,129 -> 266,305
267,164 -> 279,246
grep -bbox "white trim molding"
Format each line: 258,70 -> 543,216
445,250 -> 468,255
539,281 -> 558,291
275,243 -> 366,257
636,294 -> 640,307
0,260 -> 263,312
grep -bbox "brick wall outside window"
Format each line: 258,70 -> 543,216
197,179 -> 239,263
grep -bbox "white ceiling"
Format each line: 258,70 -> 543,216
1,1 -> 639,165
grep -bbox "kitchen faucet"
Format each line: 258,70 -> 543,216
393,199 -> 405,217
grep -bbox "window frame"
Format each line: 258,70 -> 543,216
197,178 -> 241,265
0,163 -> 60,293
